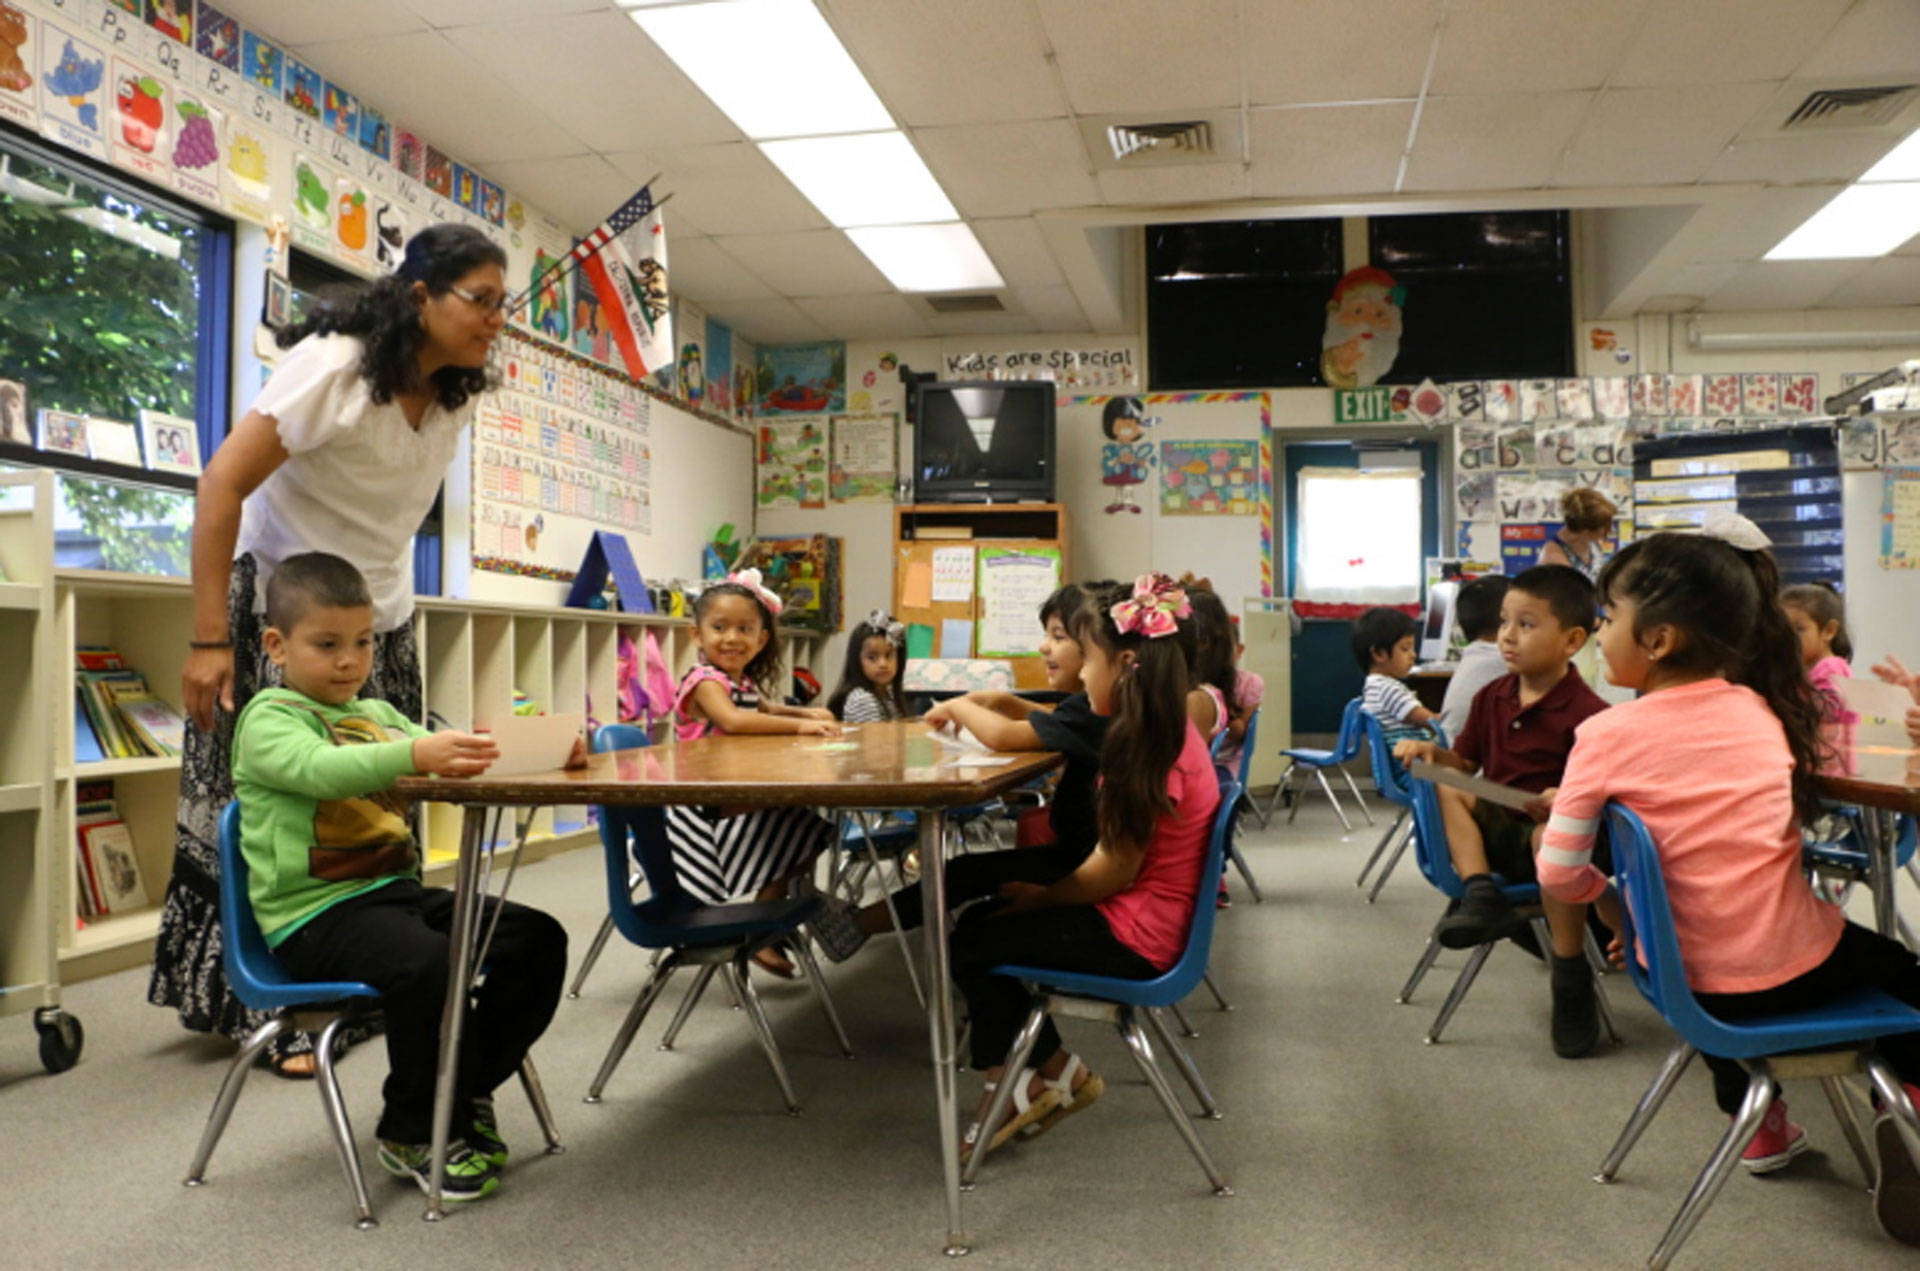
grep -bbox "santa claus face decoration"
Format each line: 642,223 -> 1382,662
1320,265 -> 1404,389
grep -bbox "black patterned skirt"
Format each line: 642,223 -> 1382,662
146,554 -> 422,1053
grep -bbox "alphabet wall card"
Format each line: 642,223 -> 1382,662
1482,380 -> 1517,422
39,24 -> 107,158
1841,417 -> 1885,471
1592,376 -> 1630,420
1555,378 -> 1594,421
1520,379 -> 1557,421
0,1 -> 39,129
111,57 -> 170,180
195,4 -> 240,71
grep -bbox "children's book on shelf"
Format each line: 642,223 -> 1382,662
80,820 -> 147,912
74,646 -> 186,759
74,781 -> 117,917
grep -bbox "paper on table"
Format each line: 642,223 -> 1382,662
939,755 -> 1016,768
930,723 -> 993,752
1839,677 -> 1917,727
474,711 -> 585,777
1409,760 -> 1538,813
903,560 -> 933,609
940,617 -> 973,658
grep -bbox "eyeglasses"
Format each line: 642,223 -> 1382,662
446,284 -> 513,314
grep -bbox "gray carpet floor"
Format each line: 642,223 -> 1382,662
2,798 -> 1915,1269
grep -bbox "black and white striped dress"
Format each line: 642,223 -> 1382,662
665,664 -> 832,904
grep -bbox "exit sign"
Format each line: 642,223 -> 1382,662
1334,387 -> 1392,423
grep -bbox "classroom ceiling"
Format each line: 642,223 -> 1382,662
215,0 -> 1920,343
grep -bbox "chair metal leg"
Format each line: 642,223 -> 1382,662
1280,766 -> 1302,825
1202,971 -> 1232,1012
728,959 -> 801,1115
1646,1065 -> 1776,1271
311,1014 -> 377,1230
1144,1003 -> 1221,1120
658,962 -> 719,1051
960,1003 -> 1049,1186
1820,1074 -> 1876,1186
567,914 -> 618,1000
1357,810 -> 1408,888
1166,1000 -> 1198,1039
788,937 -> 856,1059
185,1015 -> 287,1185
859,824 -> 926,1009
1396,933 -> 1444,1004
1424,941 -> 1495,1044
1863,1053 -> 1920,1172
1116,1009 -> 1233,1195
1309,768 -> 1354,831
1225,839 -> 1264,903
1249,783 -> 1271,830
1336,765 -> 1374,826
1582,928 -> 1623,1046
1595,1041 -> 1698,1183
584,957 -> 680,1102
516,1057 -> 563,1154
1366,823 -> 1415,904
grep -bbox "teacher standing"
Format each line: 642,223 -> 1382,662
148,224 -> 508,1076
1537,486 -> 1617,582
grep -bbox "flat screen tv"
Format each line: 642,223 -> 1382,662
912,380 -> 1055,503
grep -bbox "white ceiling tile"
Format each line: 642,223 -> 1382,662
1100,161 -> 1251,205
792,294 -> 936,340
1554,83 -> 1775,187
1674,187 -> 1843,260
826,0 -> 1070,126
1652,261 -> 1747,299
401,0 -> 605,26
1239,0 -> 1441,105
283,31 -> 578,164
914,121 -> 1099,219
1247,103 -> 1412,198
1701,132 -> 1908,184
666,239 -> 780,304
1703,259 -> 1871,310
1817,256 -> 1920,307
442,12 -> 740,155
1015,285 -> 1090,332
1035,0 -> 1243,115
623,143 -> 829,236
1797,0 -> 1920,79
210,0 -> 426,47
1401,92 -> 1592,191
476,153 -> 635,237
1611,0 -> 1852,87
698,298 -> 832,346
972,218 -> 1067,288
1430,0 -> 1652,94
712,231 -> 891,296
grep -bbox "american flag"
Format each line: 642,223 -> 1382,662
509,183 -> 657,315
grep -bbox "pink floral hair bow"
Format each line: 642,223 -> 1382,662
1110,572 -> 1190,638
725,567 -> 783,615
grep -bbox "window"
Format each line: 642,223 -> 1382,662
0,126 -> 232,572
1295,466 -> 1422,607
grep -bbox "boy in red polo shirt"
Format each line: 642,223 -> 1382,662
1395,565 -> 1617,1057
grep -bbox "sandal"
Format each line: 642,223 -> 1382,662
750,946 -> 796,980
1022,1053 -> 1104,1139
260,1048 -> 317,1080
960,1068 -> 1061,1164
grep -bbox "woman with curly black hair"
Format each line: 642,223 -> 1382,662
150,224 -> 508,1076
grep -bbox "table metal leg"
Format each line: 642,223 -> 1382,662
425,807 -> 486,1221
919,809 -> 967,1256
1862,808 -> 1900,940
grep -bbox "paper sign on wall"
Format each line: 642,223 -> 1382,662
930,546 -> 975,602
975,547 -> 1062,658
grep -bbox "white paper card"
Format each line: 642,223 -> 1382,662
473,711 -> 585,776
931,546 -> 975,602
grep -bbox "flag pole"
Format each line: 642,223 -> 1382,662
505,178 -> 668,318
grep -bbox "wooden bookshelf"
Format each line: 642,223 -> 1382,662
0,473 -> 58,1048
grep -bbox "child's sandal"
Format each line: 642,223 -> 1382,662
960,1068 -> 1061,1164
1021,1053 -> 1105,1139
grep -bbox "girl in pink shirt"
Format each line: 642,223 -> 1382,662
1538,531 -> 1920,1246
951,574 -> 1220,1163
1781,581 -> 1857,772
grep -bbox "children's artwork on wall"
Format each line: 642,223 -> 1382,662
0,2 -> 39,129
1319,265 -> 1403,389
240,30 -> 279,93
146,0 -> 188,43
756,418 -> 827,508
525,249 -> 568,342
0,379 -> 29,445
393,127 -> 424,180
452,163 -> 479,213
321,80 -> 355,138
479,179 -> 504,226
37,408 -> 86,455
1099,396 -> 1156,514
1159,439 -> 1257,515
756,342 -> 844,415
356,104 -> 388,160
194,3 -> 238,69
678,340 -> 705,405
571,266 -> 610,365
829,412 -> 896,503
673,296 -> 706,404
423,144 -> 451,197
707,320 -> 733,416
1880,466 -> 1920,570
138,408 -> 200,475
283,57 -> 319,119
39,26 -> 107,158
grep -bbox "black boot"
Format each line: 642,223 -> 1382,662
1435,875 -> 1526,949
1550,953 -> 1601,1058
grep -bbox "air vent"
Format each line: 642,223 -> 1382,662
924,293 -> 1005,314
1106,120 -> 1213,162
1781,85 -> 1920,131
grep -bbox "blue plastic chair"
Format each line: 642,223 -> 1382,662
1265,698 -> 1372,831
183,803 -> 386,1227
1805,811 -> 1919,945
832,809 -> 926,1007
1592,803 -> 1920,1270
1217,708 -> 1265,902
582,724 -> 853,1114
960,778 -> 1245,1194
1393,775 -> 1619,1047
1354,712 -> 1447,903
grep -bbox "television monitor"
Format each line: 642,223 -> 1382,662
912,380 -> 1055,503
1419,579 -> 1459,664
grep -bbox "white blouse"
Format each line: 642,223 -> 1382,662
235,333 -> 472,630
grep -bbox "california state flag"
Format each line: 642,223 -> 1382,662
577,186 -> 672,381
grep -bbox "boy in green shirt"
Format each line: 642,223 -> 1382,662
234,552 -> 570,1202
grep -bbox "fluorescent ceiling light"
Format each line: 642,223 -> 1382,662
630,0 -> 892,140
1861,127 -> 1920,182
1764,182 -> 1920,259
847,223 -> 1004,292
760,132 -> 956,227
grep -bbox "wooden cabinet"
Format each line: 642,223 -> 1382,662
892,504 -> 1068,691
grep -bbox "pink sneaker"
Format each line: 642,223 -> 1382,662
1740,1099 -> 1808,1174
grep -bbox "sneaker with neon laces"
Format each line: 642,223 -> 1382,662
377,1138 -> 500,1201
1739,1100 -> 1808,1174
1872,1083 -> 1920,1247
466,1096 -> 507,1171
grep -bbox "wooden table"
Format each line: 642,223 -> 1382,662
396,720 -> 1062,1251
1816,742 -> 1920,940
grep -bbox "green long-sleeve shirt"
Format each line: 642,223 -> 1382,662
232,687 -> 432,946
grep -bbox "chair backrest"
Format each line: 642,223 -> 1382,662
1405,776 -> 1467,900
1233,707 -> 1259,788
216,801 -> 315,1006
1330,698 -> 1365,763
1150,774 -> 1243,1002
1359,711 -> 1448,807
591,723 -> 681,943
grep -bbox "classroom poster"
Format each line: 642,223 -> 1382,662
0,3 -> 39,128
1881,467 -> 1920,570
828,412 -> 896,503
707,320 -> 733,416
674,297 -> 706,406
757,342 -> 845,415
755,418 -> 826,509
1499,522 -> 1550,575
1159,439 -> 1257,515
975,547 -> 1061,658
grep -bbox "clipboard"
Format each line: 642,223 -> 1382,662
1409,760 -> 1539,812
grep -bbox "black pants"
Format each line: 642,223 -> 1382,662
275,880 -> 568,1145
888,844 -> 1090,933
1695,921 -> 1920,1115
